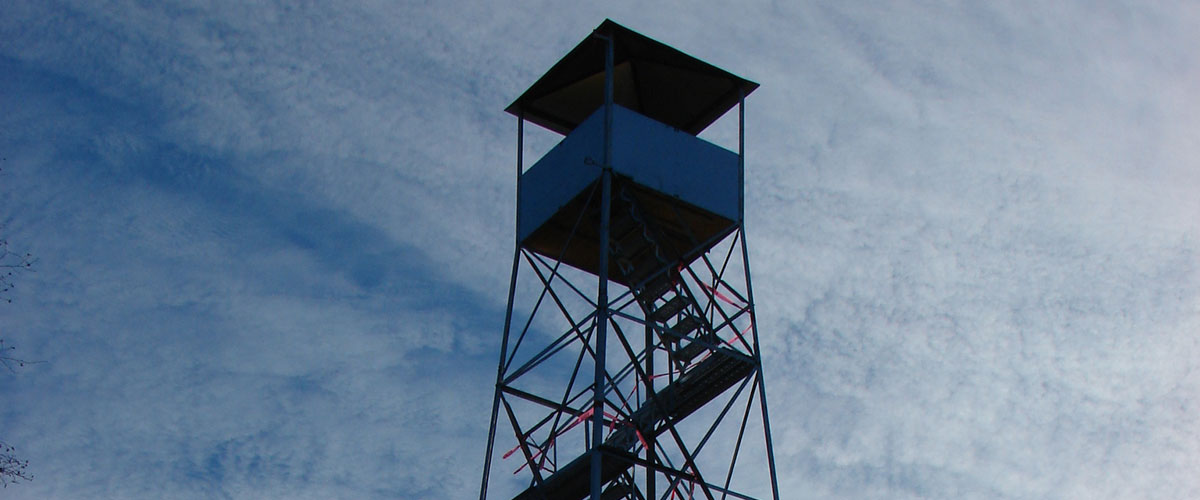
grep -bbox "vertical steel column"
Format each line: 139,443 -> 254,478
738,92 -> 744,222
479,113 -> 525,500
645,322 -> 655,498
590,32 -> 615,500
738,93 -> 781,500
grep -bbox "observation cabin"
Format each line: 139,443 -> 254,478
510,19 -> 758,284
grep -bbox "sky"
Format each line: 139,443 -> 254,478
1,1 -> 1198,499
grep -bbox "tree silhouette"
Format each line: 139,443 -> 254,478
0,264 -> 35,486
0,430 -> 32,487
1,232 -> 34,304
1,161 -> 37,486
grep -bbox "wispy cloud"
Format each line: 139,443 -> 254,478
1,1 -> 1197,499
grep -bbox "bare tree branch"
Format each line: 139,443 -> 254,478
0,235 -> 36,303
0,160 -> 37,486
0,441 -> 32,487
0,339 -> 42,373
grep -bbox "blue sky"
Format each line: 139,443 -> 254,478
1,1 -> 1198,499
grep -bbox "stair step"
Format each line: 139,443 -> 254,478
605,349 -> 756,451
626,251 -> 667,285
674,331 -> 717,363
611,223 -> 646,249
511,445 -> 633,500
670,315 -> 705,337
613,234 -> 652,262
635,272 -> 676,303
648,295 -> 689,323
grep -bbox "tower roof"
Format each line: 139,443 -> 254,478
506,19 -> 759,136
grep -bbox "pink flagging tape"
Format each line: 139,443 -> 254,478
506,403 -> 652,475
733,317 -> 753,347
698,281 -> 747,309
504,381 -> 702,476
669,480 -> 698,500
635,428 -> 651,455
512,451 -> 543,475
615,384 -> 637,418
507,407 -> 597,474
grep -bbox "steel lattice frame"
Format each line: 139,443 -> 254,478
481,27 -> 777,500
480,160 -> 779,500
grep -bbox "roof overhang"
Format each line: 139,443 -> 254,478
506,19 -> 759,136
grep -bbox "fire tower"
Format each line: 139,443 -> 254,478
480,20 -> 779,500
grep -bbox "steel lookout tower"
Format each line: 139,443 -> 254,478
480,19 -> 780,500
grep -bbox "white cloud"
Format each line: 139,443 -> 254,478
1,1 -> 1197,499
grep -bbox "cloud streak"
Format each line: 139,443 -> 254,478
1,1 -> 1197,499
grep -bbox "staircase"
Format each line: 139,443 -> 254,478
510,186 -> 755,500
608,187 -> 719,368
511,349 -> 755,500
